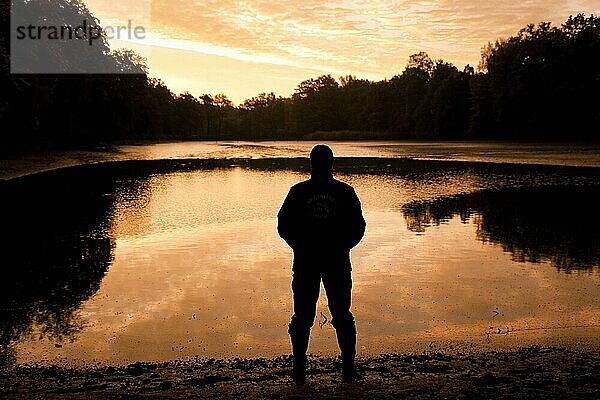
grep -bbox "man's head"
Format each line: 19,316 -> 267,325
310,144 -> 334,175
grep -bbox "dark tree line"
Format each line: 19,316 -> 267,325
1,1 -> 598,149
471,15 -> 600,139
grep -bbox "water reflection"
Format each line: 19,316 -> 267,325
116,141 -> 600,168
0,172 -> 115,365
1,160 -> 599,367
402,186 -> 600,271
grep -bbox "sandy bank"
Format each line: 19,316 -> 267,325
1,347 -> 598,399
0,149 -> 121,180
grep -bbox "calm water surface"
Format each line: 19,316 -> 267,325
116,141 -> 600,167
1,153 -> 599,367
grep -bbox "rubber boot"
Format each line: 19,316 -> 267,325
291,354 -> 307,384
289,327 -> 310,384
336,326 -> 357,383
342,357 -> 356,383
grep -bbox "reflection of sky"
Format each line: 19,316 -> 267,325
113,141 -> 600,168
83,0 -> 599,102
15,169 -> 600,366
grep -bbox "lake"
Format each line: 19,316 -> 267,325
1,142 -> 599,368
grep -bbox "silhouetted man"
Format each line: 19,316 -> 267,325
277,145 -> 366,383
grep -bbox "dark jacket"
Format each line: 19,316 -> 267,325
277,174 -> 366,268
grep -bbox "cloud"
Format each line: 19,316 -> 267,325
86,0 -> 599,98
140,1 -> 596,73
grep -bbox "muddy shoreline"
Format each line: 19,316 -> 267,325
1,348 -> 598,399
0,148 -> 122,180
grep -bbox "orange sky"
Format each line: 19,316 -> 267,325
86,0 -> 598,104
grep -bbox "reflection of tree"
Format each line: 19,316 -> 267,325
0,170 -> 116,366
402,186 -> 600,272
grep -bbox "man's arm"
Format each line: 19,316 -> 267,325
345,188 -> 366,249
277,187 -> 300,249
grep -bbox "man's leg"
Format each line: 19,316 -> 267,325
289,268 -> 321,383
322,266 -> 356,382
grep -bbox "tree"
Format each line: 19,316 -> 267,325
471,13 -> 600,139
406,52 -> 434,77
1,5 -> 598,147
214,94 -> 234,136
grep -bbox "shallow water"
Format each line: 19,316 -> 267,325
1,156 -> 599,367
117,141 -> 600,167
3,141 -> 600,181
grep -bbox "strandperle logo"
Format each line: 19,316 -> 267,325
10,0 -> 150,74
14,19 -> 146,46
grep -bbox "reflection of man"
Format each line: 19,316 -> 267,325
277,145 -> 366,383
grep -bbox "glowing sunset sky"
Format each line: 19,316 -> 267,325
86,0 -> 598,103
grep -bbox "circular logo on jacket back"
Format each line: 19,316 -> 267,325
306,194 -> 338,218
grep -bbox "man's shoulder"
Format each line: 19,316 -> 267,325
287,180 -> 312,197
332,178 -> 356,194
291,180 -> 312,191
291,177 -> 356,195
